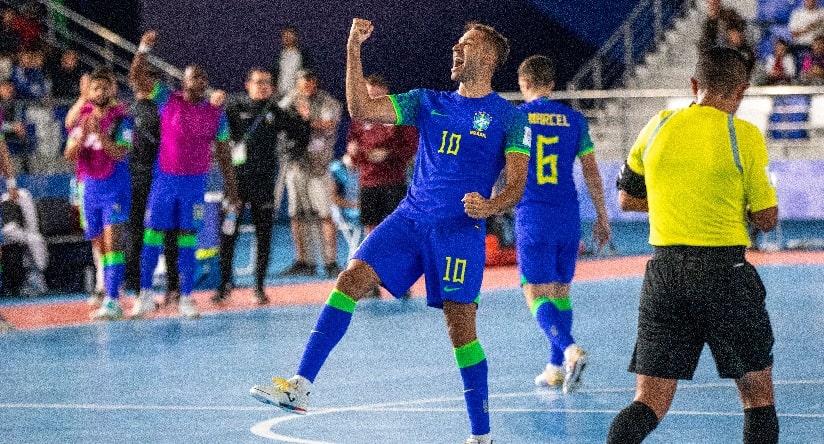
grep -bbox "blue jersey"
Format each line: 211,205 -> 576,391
516,97 -> 593,210
389,89 -> 530,224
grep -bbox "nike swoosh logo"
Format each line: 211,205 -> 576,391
430,110 -> 448,117
444,287 -> 461,292
463,388 -> 474,393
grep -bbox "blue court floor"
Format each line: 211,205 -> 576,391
1,261 -> 822,443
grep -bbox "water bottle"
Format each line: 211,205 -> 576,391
222,209 -> 237,236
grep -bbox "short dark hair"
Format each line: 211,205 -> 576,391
364,73 -> 388,89
465,22 -> 510,70
694,46 -> 748,96
518,55 -> 556,88
246,67 -> 271,81
297,69 -> 317,81
89,66 -> 115,85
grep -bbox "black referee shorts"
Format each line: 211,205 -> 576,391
629,246 -> 774,380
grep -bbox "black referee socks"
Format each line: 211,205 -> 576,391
743,405 -> 779,444
606,401 -> 659,444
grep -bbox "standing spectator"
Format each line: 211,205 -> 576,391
789,0 -> 824,53
277,69 -> 343,278
11,47 -> 47,101
212,67 -> 310,305
272,26 -> 314,99
346,73 -> 417,297
757,37 -> 796,85
123,62 -> 181,306
49,48 -> 85,100
346,74 -> 417,236
328,154 -> 360,261
0,106 -> 19,333
515,55 -> 611,394
800,33 -> 824,83
610,47 -> 779,443
9,2 -> 43,50
129,30 -> 239,320
64,67 -> 133,321
250,19 -> 530,444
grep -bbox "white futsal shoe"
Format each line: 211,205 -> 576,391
90,298 -> 123,321
563,344 -> 589,394
177,296 -> 200,319
464,434 -> 493,444
250,376 -> 312,414
534,363 -> 565,387
130,290 -> 156,319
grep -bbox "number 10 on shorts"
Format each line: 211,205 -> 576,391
443,256 -> 467,283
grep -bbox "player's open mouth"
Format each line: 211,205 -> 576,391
452,56 -> 464,70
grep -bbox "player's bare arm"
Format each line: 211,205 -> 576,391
749,206 -> 778,232
346,18 -> 396,124
462,151 -> 529,219
618,190 -> 648,212
129,31 -> 158,97
0,138 -> 17,201
580,152 -> 611,250
215,140 -> 241,208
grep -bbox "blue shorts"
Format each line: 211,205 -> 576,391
145,169 -> 207,232
82,167 -> 131,240
515,203 -> 580,285
354,211 -> 486,309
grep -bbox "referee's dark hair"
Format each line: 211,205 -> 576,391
518,55 -> 556,88
693,46 -> 749,97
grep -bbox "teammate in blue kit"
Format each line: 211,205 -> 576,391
251,18 -> 531,444
515,55 -> 611,393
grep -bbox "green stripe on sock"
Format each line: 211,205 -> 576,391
530,296 -> 571,316
454,339 -> 486,369
549,297 -> 571,311
143,229 -> 164,246
326,289 -> 356,313
102,251 -> 125,266
177,233 -> 197,248
530,297 -> 550,317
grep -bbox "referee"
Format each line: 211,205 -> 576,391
611,46 -> 779,443
214,68 -> 310,305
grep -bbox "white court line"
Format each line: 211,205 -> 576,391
249,379 -> 824,443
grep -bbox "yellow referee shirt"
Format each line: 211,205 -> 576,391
626,103 -> 777,247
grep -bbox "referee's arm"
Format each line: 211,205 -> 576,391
616,162 -> 648,212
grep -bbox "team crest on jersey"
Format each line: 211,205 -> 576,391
470,111 -> 491,138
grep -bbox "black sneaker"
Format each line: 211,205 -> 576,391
324,262 -> 342,278
251,287 -> 269,305
277,262 -> 316,277
210,284 -> 230,304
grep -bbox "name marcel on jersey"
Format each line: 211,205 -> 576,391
528,112 -> 570,127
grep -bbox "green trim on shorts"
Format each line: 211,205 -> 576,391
177,233 -> 197,248
454,339 -> 486,369
143,229 -> 164,246
326,289 -> 356,314
102,251 -> 125,266
473,293 -> 481,305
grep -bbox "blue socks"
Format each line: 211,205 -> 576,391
455,339 -> 490,436
532,297 -> 574,366
177,233 -> 197,295
140,229 -> 164,290
297,289 -> 356,383
102,251 -> 125,299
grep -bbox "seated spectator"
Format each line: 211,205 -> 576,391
801,33 -> 824,83
11,47 -> 47,101
789,0 -> 824,53
699,0 -> 747,51
0,9 -> 21,80
725,23 -> 757,76
2,187 -> 47,297
0,80 -> 32,171
758,37 -> 797,84
49,48 -> 85,101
